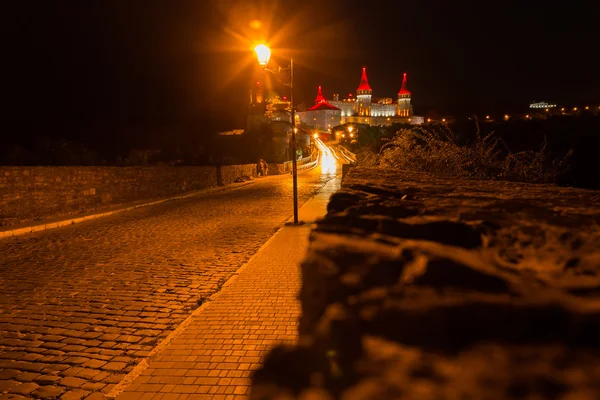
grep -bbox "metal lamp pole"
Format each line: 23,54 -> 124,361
254,45 -> 298,224
290,58 -> 299,224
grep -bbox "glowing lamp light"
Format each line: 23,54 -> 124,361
442,118 -> 446,122
573,107 -> 578,111
254,44 -> 271,66
427,118 -> 432,122
504,114 -> 510,120
313,133 -> 319,139
561,108 -> 565,111
348,126 -> 354,133
526,115 -> 530,119
485,115 -> 490,119
545,108 -> 549,112
585,106 -> 589,110
349,133 -> 354,138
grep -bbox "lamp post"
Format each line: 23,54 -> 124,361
254,44 -> 299,224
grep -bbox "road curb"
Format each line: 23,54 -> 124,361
0,181 -> 256,240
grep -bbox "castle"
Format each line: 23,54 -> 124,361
297,67 -> 424,130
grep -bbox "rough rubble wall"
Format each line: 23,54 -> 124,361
251,167 -> 600,399
0,165 -> 256,227
219,164 -> 258,185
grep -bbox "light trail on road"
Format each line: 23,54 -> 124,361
314,138 -> 338,174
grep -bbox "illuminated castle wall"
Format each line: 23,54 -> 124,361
325,67 -> 422,126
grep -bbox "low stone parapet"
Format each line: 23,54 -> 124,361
251,167 -> 600,399
0,164 -> 257,227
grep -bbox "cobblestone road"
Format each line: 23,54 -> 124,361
0,166 -> 336,400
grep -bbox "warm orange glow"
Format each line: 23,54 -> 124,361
485,115 -> 490,119
347,126 -> 353,133
573,107 -> 578,111
561,108 -> 565,111
254,44 -> 271,66
526,114 -> 530,119
313,133 -> 319,139
545,108 -> 549,112
349,133 -> 354,138
585,106 -> 589,110
249,20 -> 262,30
504,114 -> 510,120
427,118 -> 432,122
442,118 -> 446,122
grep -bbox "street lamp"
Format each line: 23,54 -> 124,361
254,44 -> 271,66
254,44 -> 299,224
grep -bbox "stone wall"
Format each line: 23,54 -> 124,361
219,164 -> 258,185
251,167 -> 600,399
0,165 -> 256,227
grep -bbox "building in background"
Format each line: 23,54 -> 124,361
296,86 -> 342,131
326,68 -> 423,126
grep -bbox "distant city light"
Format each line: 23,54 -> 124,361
573,107 -> 578,111
485,115 -> 490,119
545,108 -> 549,112
585,106 -> 589,110
561,108 -> 565,111
530,101 -> 556,109
525,114 -> 530,119
427,118 -> 432,122
442,118 -> 446,122
504,114 -> 510,120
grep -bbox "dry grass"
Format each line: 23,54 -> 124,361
364,121 -> 569,184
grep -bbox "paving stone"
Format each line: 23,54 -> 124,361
79,382 -> 105,392
84,393 -> 105,400
14,372 -> 40,382
41,364 -> 70,373
32,385 -> 66,399
101,362 -> 127,371
0,370 -> 20,380
34,375 -> 62,385
61,345 -> 87,352
0,394 -> 29,400
64,357 -> 91,365
59,389 -> 90,400
0,380 -> 21,393
58,376 -> 86,388
9,382 -> 39,395
81,360 -> 106,369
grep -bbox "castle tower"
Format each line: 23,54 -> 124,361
314,85 -> 326,104
356,67 -> 373,116
397,72 -> 412,117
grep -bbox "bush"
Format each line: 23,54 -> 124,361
377,121 -> 569,184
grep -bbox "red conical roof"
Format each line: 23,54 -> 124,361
398,72 -> 411,95
357,67 -> 372,91
314,85 -> 326,103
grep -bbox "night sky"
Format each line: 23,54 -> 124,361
2,0 -> 599,140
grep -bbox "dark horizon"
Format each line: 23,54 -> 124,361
2,0 -> 599,139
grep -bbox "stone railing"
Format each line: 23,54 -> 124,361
251,167 -> 600,399
0,164 -> 257,228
